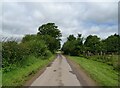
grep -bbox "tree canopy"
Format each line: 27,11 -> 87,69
38,23 -> 62,39
62,34 -> 83,56
62,34 -> 119,56
37,23 -> 62,53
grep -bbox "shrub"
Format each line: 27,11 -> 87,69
2,41 -> 29,72
26,39 -> 48,57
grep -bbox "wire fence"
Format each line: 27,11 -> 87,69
1,37 -> 22,43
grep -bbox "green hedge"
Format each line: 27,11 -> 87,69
2,39 -> 52,72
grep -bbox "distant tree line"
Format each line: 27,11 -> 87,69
2,23 -> 62,72
62,34 -> 120,56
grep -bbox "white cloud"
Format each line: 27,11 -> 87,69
2,0 -> 119,2
83,2 -> 118,23
1,1 -> 118,43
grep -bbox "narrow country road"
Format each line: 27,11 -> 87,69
30,54 -> 81,86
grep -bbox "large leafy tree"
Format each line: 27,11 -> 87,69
37,23 -> 62,53
38,23 -> 62,39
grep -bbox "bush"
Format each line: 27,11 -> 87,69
2,41 -> 29,72
2,39 -> 53,71
26,39 -> 49,57
2,33 -> 56,73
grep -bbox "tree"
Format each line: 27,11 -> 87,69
104,34 -> 119,54
38,23 -> 62,39
84,35 -> 100,55
62,34 -> 83,56
67,35 -> 76,41
62,35 -> 76,55
37,23 -> 62,53
76,34 -> 84,54
22,34 -> 37,43
40,35 -> 61,53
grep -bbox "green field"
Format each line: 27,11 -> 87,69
68,56 -> 119,86
2,55 -> 55,86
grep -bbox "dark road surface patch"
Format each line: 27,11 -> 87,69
69,71 -> 75,74
53,70 -> 57,72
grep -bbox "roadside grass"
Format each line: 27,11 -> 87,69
0,69 -> 2,87
2,55 -> 55,87
0,43 -> 2,87
68,56 -> 119,86
86,55 -> 119,71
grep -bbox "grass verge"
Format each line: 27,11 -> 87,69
68,56 -> 118,86
0,69 -> 2,87
2,55 -> 55,87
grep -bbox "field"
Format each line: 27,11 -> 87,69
68,56 -> 119,86
2,55 -> 55,86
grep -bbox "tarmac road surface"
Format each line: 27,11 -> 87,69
30,54 -> 81,86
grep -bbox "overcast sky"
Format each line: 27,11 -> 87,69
1,0 -> 118,44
